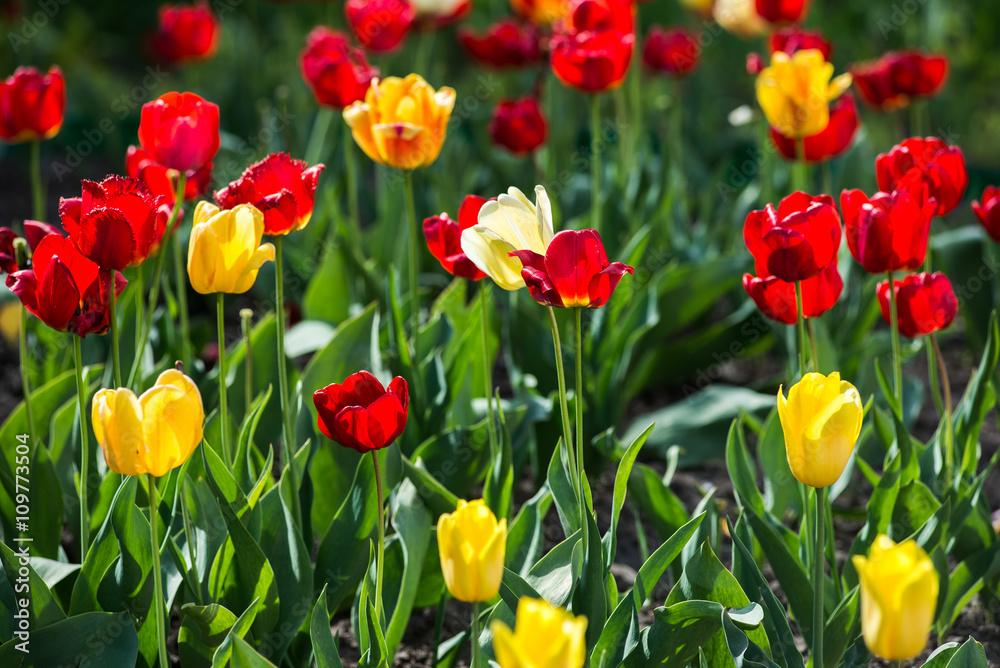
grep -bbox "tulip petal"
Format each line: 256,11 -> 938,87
461,225 -> 525,290
140,382 -> 203,476
334,406 -> 387,452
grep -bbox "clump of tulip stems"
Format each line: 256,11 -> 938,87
274,236 -> 303,528
216,294 -> 231,464
129,173 -> 187,390
147,472 -> 169,668
72,335 -> 90,560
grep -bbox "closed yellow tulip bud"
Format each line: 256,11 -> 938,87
756,49 -> 852,138
92,369 -> 205,477
187,203 -> 275,295
491,597 -> 588,668
777,371 -> 862,488
460,185 -> 554,291
437,499 -> 506,603
343,74 -> 456,171
852,535 -> 939,661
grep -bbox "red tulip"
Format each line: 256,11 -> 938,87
0,220 -> 68,274
877,272 -> 957,338
299,26 -> 379,109
458,20 -> 543,69
643,26 -> 700,78
851,50 -> 948,112
60,176 -> 163,272
0,66 -> 65,143
755,0 -> 809,24
150,2 -> 220,64
126,145 -> 212,204
840,185 -> 936,275
509,229 -> 633,308
489,97 -> 548,155
345,0 -> 415,53
744,191 -> 842,283
6,232 -> 126,337
424,195 -> 489,281
743,262 -> 842,325
769,26 -> 831,60
551,30 -> 634,93
770,92 -> 859,163
313,371 -> 409,453
215,153 -> 325,236
564,0 -> 633,35
972,186 -> 1000,243
138,91 -> 220,173
876,137 -> 967,216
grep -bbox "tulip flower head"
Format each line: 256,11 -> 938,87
344,74 -> 456,171
756,49 -> 852,139
424,195 -> 490,280
851,50 -> 948,112
489,97 -> 548,155
313,371 -> 409,453
187,202 -> 275,295
150,2 -> 220,64
743,262 -> 843,325
852,535 -> 939,661
126,144 -> 213,205
877,272 -> 957,339
510,229 -> 634,308
754,0 -> 809,24
139,91 -> 220,173
299,27 -> 379,110
743,191 -> 842,283
345,0 -> 415,53
437,499 -> 507,603
0,66 -> 65,143
769,26 -> 831,60
876,137 -> 967,217
459,20 -> 543,69
643,26 -> 700,78
840,185 -> 936,275
509,0 -> 568,26
215,153 -> 325,236
972,186 -> 1000,243
92,369 -> 204,477
461,185 -> 555,291
777,372 -> 863,488
0,228 -> 17,274
491,597 -> 588,668
769,93 -> 859,164
550,0 -> 635,93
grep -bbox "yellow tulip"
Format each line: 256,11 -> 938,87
756,49 -> 853,138
460,185 -> 554,291
713,0 -> 767,38
437,499 -> 507,603
187,203 -> 275,295
491,597 -> 588,668
852,535 -> 939,661
343,74 -> 456,171
777,371 -> 863,488
92,369 -> 205,477
509,0 -> 567,26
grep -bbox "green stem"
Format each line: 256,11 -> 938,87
135,269 -> 145,355
821,160 -> 833,197
813,485 -> 826,668
148,473 -> 169,668
590,94 -> 602,238
344,120 -> 360,248
217,294 -> 230,465
795,281 -> 807,379
304,107 -> 334,168
372,450 -> 385,627
274,236 -> 302,528
471,601 -> 482,668
110,276 -> 122,387
173,222 -> 190,371
18,306 -> 35,447
180,480 -> 198,587
887,271 -> 904,413
931,334 -> 954,485
574,308 -> 586,510
806,317 -> 820,371
480,284 -> 498,457
241,308 -> 253,420
793,136 -> 808,192
30,140 -> 43,221
73,336 -> 90,561
546,306 -> 580,503
403,170 -> 423,401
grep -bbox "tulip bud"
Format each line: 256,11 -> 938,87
777,372 -> 863,488
187,204 -> 275,295
12,237 -> 29,269
436,500 -> 506,603
491,597 -> 588,668
852,535 -> 939,661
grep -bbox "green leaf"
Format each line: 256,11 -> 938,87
622,600 -> 725,667
627,463 -> 689,544
922,642 -> 960,668
505,484 -> 554,577
526,530 -> 582,608
943,637 -> 989,668
401,455 -> 459,517
0,541 -> 66,629
604,423 -> 653,570
573,510 -> 609,652
721,606 -> 779,668
954,311 -> 999,479
547,441 -> 581,538
726,419 -> 766,516
484,399 -> 515,523
359,598 -> 389,668
756,411 -> 801,518
846,453 -> 902,588
0,611 -> 138,667
179,602 -> 239,668
822,586 -> 859,668
936,540 -> 1000,635
385,480 -> 431,659
230,634 -> 280,667
310,585 -> 344,668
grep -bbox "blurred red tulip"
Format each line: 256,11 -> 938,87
551,30 -> 634,93
877,272 -> 957,338
138,91 -> 220,172
458,19 -> 543,68
876,137 -> 967,216
510,229 -> 633,308
643,26 -> 700,77
345,0 -> 415,53
972,186 -> 1000,243
489,97 -> 548,155
126,145 -> 212,204
313,371 -> 409,453
769,26 -> 830,59
60,176 -> 163,272
565,0 -> 633,34
150,2 -> 219,64
743,261 -> 842,325
0,66 -> 65,143
6,232 -> 126,337
744,191 -> 842,283
754,0 -> 809,24
770,92 -> 859,163
300,26 -> 379,109
424,195 -> 489,280
216,153 -> 325,236
840,185 -> 936,275
851,50 -> 948,112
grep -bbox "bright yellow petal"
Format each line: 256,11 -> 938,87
344,101 -> 383,166
194,201 -> 220,225
94,388 -> 146,476
187,221 -> 221,294
139,381 -> 203,477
